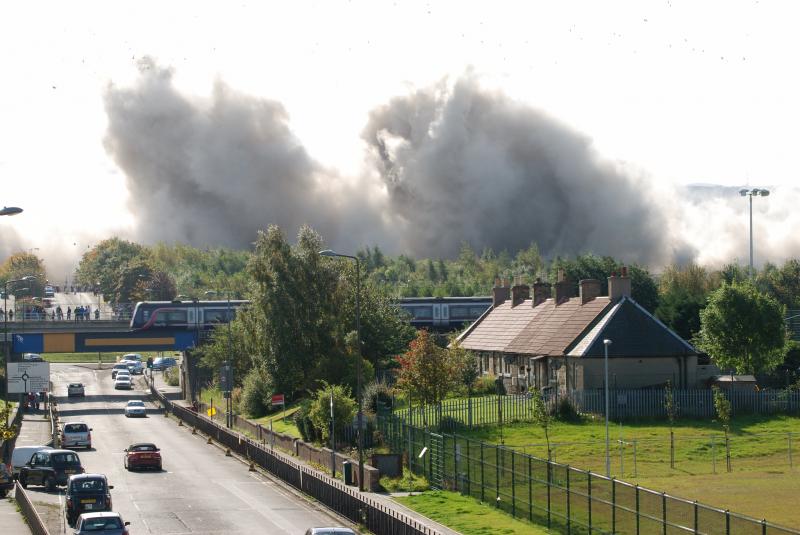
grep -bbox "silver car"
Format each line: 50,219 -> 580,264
124,400 -> 146,417
61,422 -> 92,449
73,512 -> 129,535
305,529 -> 357,535
67,383 -> 85,397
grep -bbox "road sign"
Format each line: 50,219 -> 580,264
271,394 -> 285,406
207,407 -> 217,417
8,362 -> 50,393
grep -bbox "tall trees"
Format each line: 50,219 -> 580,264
77,238 -> 149,300
396,330 -> 458,406
0,252 -> 47,295
697,282 -> 787,374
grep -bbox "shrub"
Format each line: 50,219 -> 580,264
240,368 -> 272,417
294,399 -> 318,443
556,397 -> 581,422
473,374 -> 500,396
230,387 -> 242,413
437,415 -> 464,432
163,366 -> 180,386
362,379 -> 394,414
379,467 -> 430,493
308,383 -> 356,444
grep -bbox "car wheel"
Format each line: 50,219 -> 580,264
45,475 -> 56,492
19,474 -> 27,489
0,489 -> 7,498
157,464 -> 162,471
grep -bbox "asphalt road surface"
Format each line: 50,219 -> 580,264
30,363 -> 347,534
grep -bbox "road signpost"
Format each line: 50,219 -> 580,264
272,393 -> 285,422
8,361 -> 50,394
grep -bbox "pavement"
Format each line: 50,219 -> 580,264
150,373 -> 462,535
0,404 -> 53,535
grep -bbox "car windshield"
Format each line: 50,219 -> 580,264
65,424 -> 88,433
52,452 -> 80,465
80,517 -> 123,530
127,401 -> 144,407
71,479 -> 106,493
129,444 -> 157,452
69,383 -> 82,388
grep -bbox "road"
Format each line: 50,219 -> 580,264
28,363 -> 347,534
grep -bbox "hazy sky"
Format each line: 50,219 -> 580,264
1,1 -> 798,277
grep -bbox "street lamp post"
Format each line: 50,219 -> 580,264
603,338 -> 612,477
319,249 -> 364,491
739,188 -> 770,275
205,289 -> 235,428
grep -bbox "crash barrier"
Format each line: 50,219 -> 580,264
380,414 -> 800,535
14,482 -> 50,535
151,384 -> 442,535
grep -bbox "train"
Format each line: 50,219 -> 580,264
130,296 -> 492,333
397,296 -> 492,331
129,300 -> 249,331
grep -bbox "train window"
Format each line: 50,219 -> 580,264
205,309 -> 233,323
410,306 -> 432,320
156,310 -> 188,324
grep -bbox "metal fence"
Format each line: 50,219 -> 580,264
150,383 -> 441,535
394,390 -> 800,429
379,414 -> 800,535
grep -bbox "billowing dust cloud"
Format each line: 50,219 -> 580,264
105,60 -> 800,268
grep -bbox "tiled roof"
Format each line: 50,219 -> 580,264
573,298 -> 697,357
460,296 -> 612,355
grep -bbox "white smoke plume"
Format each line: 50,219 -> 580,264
99,61 -> 799,270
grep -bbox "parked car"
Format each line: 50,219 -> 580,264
123,442 -> 162,471
304,529 -> 357,535
10,445 -> 53,478
151,357 -> 177,371
23,353 -> 44,362
123,400 -> 146,417
62,422 -> 92,449
68,383 -> 85,397
19,449 -> 84,490
0,464 -> 13,497
124,361 -> 144,375
65,474 -> 113,526
114,376 -> 132,390
73,512 -> 130,535
110,364 -> 129,379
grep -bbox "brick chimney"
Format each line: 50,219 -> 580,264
492,278 -> 510,307
553,269 -> 570,305
510,278 -> 530,307
608,266 -> 632,301
579,279 -> 602,304
532,278 -> 551,307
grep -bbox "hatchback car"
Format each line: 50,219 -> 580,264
23,353 -> 44,362
124,361 -> 144,375
68,383 -> 85,397
65,474 -> 113,526
151,357 -> 177,370
0,463 -> 13,498
121,353 -> 142,362
62,422 -> 92,449
73,512 -> 130,535
123,443 -> 162,471
19,449 -> 84,490
123,400 -> 146,417
110,364 -> 129,379
114,376 -> 132,390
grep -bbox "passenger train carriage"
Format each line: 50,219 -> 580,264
397,296 -> 492,331
129,300 -> 249,331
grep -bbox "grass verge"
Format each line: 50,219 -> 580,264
395,490 -> 553,535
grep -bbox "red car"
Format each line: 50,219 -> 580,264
123,443 -> 162,471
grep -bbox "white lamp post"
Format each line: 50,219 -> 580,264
739,188 -> 770,275
603,338 -> 612,477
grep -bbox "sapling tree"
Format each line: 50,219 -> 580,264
531,390 -> 553,461
712,386 -> 732,473
664,380 -> 677,469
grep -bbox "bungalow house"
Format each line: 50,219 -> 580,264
457,269 -> 701,394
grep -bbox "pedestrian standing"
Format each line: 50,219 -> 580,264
8,310 -> 13,321
66,307 -> 71,320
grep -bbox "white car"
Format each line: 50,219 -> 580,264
114,376 -> 132,390
124,400 -> 146,417
121,353 -> 143,362
61,422 -> 92,449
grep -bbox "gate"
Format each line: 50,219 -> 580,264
428,432 -> 444,489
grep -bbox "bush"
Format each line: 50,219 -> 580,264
163,366 -> 180,386
437,415 -> 464,432
362,379 -> 394,414
473,374 -> 500,396
294,399 -> 318,443
379,467 -> 430,493
308,383 -> 356,444
240,368 -> 272,418
556,397 -> 581,422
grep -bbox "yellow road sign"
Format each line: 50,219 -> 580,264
207,407 -> 217,417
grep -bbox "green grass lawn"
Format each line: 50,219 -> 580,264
424,414 -> 800,528
396,491 -> 554,534
252,406 -> 301,437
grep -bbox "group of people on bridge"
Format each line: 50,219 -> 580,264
0,306 -> 101,321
